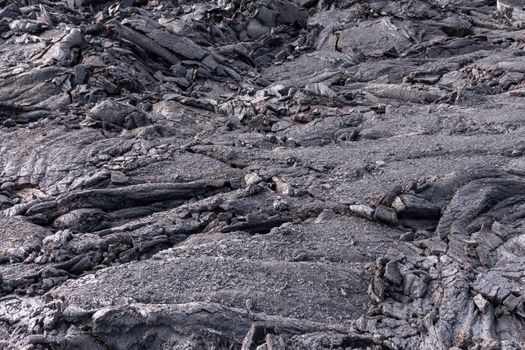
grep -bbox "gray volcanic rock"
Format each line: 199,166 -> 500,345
0,0 -> 524,349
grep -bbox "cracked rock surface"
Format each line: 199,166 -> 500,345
0,0 -> 524,349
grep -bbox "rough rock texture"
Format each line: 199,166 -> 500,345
0,0 -> 524,349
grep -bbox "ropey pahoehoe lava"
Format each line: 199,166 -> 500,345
0,0 -> 524,349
